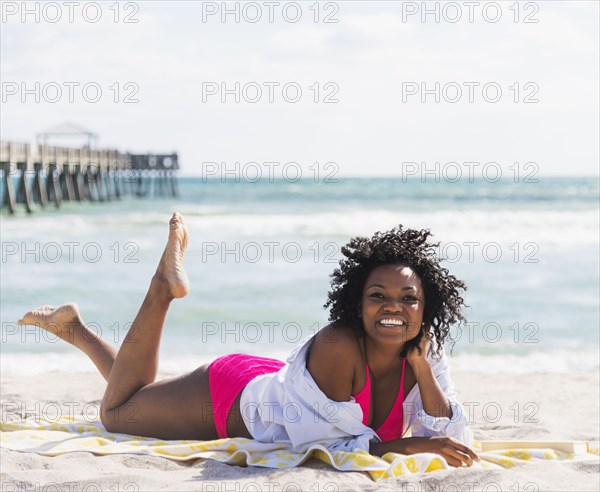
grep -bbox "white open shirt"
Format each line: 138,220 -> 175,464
240,333 -> 473,453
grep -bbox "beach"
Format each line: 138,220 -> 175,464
1,177 -> 599,490
3,0 -> 599,488
1,369 -> 598,491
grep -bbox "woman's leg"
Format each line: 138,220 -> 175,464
99,212 -> 206,436
20,213 -> 221,440
17,303 -> 117,381
16,211 -> 189,388
97,213 -> 229,440
100,212 -> 189,411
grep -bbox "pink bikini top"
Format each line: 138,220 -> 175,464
352,358 -> 407,442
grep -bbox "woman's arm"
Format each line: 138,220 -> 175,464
370,436 -> 480,467
404,332 -> 473,447
407,332 -> 452,418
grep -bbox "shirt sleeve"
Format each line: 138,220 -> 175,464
404,349 -> 473,447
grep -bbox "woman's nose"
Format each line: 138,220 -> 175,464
383,299 -> 403,312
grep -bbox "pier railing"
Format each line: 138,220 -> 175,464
0,141 -> 179,214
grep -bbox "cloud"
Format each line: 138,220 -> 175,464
1,1 -> 598,176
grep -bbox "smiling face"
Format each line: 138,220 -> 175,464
360,264 -> 425,348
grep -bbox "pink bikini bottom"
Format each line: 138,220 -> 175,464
208,353 -> 285,439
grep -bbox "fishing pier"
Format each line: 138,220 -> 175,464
1,141 -> 179,215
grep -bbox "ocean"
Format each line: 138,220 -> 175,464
1,176 -> 598,374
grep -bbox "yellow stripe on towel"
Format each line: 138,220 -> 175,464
1,418 -> 597,481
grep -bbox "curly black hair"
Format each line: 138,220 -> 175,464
323,226 -> 466,358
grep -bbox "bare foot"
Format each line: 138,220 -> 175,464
155,212 -> 190,299
17,302 -> 88,344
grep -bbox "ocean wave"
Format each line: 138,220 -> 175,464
3,208 -> 598,253
2,349 -> 597,375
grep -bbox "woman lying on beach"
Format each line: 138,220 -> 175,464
18,213 -> 479,467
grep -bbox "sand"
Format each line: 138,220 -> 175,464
1,370 -> 598,491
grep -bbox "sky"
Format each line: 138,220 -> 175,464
1,0 -> 599,177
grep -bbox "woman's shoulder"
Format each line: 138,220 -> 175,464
306,323 -> 364,402
309,323 -> 364,360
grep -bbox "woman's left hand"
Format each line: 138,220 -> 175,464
407,328 -> 430,368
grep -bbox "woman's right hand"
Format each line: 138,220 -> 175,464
409,436 -> 480,467
371,436 -> 480,467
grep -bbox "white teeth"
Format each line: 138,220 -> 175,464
380,319 -> 405,326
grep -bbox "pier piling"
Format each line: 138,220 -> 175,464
72,164 -> 85,201
32,162 -> 49,208
60,163 -> 76,202
46,163 -> 62,208
2,163 -> 17,214
16,162 -> 33,213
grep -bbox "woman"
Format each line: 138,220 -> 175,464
18,213 -> 479,467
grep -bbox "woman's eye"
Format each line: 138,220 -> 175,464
404,296 -> 418,302
369,292 -> 384,299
